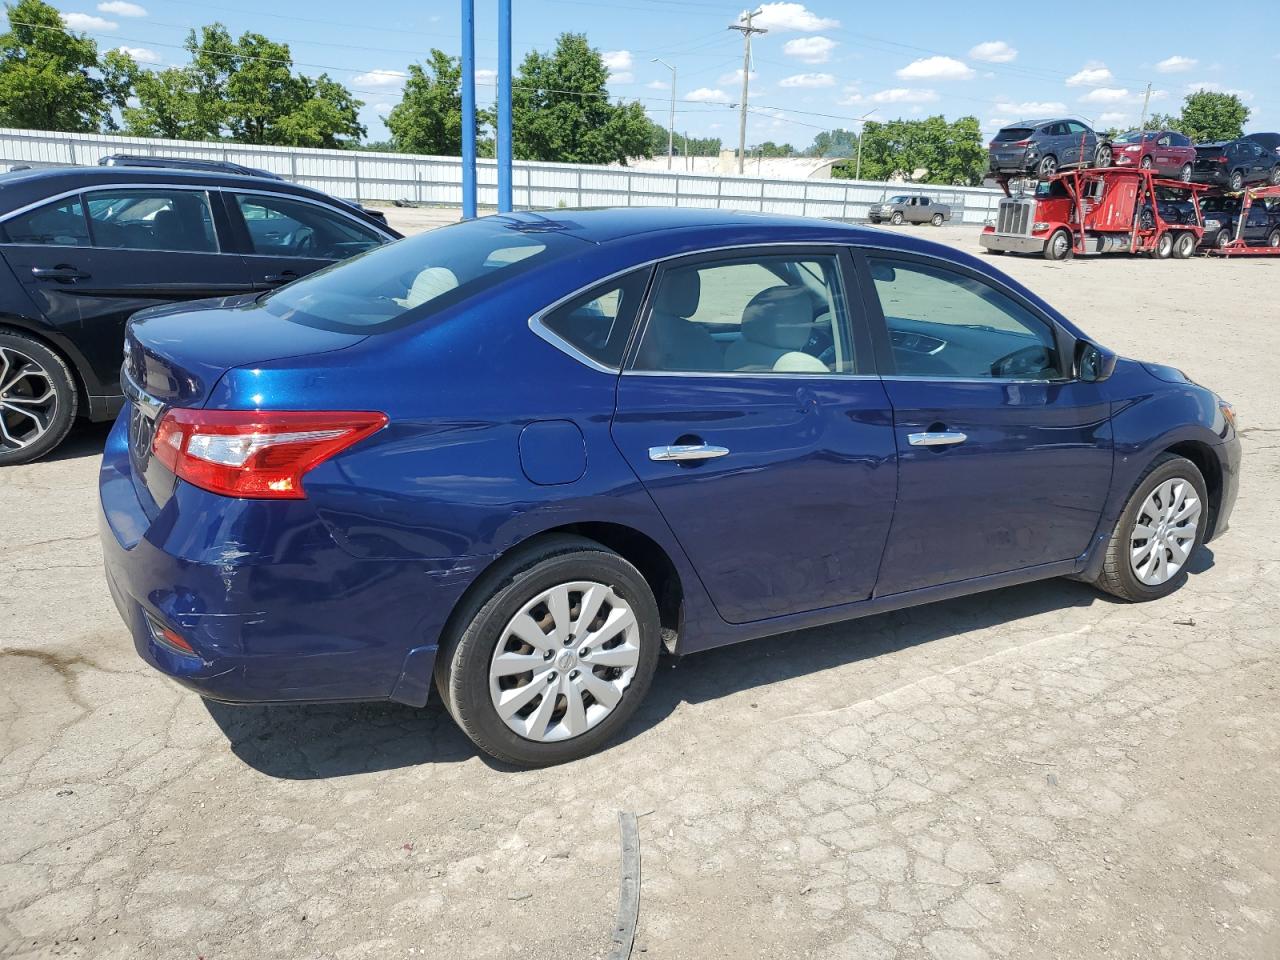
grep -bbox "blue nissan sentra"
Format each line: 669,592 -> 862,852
99,208 -> 1240,766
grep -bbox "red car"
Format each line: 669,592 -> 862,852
1109,129 -> 1196,180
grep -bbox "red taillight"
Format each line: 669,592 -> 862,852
152,409 -> 388,499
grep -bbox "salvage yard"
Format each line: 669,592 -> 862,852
2,216 -> 1278,959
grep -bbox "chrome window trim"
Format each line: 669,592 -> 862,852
526,238 -> 1071,383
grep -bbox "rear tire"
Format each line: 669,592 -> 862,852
435,535 -> 661,767
1091,454 -> 1208,602
1179,163 -> 1192,182
1036,154 -> 1058,179
1172,231 -> 1197,259
1229,170 -> 1244,191
1271,165 -> 1280,186
1268,228 -> 1280,248
0,330 -> 78,466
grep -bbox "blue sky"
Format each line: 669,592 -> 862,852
56,0 -> 1279,147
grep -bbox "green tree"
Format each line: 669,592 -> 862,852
805,128 -> 857,158
513,33 -> 652,164
0,0 -> 127,131
386,50 -> 483,155
1144,112 -> 1182,133
833,115 -> 984,185
1179,90 -> 1249,143
753,141 -> 796,158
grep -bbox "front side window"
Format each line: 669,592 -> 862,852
632,253 -> 854,375
84,189 -> 217,252
540,270 -> 650,368
1,199 -> 89,246
232,193 -> 383,260
867,257 -> 1060,381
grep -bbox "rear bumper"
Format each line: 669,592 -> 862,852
97,410 -> 480,707
980,232 -> 1047,254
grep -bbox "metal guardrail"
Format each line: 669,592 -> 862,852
0,127 -> 1004,224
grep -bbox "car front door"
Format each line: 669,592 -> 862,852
912,198 -> 930,223
609,247 -> 898,624
224,190 -> 390,290
0,187 -> 253,398
855,251 -> 1113,596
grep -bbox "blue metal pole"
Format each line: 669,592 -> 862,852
460,0 -> 477,219
497,0 -> 513,212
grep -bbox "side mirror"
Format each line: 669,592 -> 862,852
1075,339 -> 1117,382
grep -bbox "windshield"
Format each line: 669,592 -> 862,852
1201,197 -> 1239,213
1113,130 -> 1155,144
260,217 -> 587,334
888,195 -> 909,203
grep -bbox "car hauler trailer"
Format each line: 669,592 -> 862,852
980,167 -> 1209,260
1205,185 -> 1280,256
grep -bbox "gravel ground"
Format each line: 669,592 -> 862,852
2,214 -> 1277,960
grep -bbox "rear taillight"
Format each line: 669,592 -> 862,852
152,409 -> 388,499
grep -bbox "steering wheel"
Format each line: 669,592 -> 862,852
991,344 -> 1052,379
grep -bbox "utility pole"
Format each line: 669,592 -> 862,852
652,58 -> 676,170
729,8 -> 767,174
1138,82 -> 1153,132
853,108 -> 877,181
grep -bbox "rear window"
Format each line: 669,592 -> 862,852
259,217 -> 586,334
1195,145 -> 1224,157
994,128 -> 1034,142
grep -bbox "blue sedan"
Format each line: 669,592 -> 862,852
99,208 -> 1240,766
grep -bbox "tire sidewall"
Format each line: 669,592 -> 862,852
0,331 -> 78,466
891,211 -> 903,225
444,547 -> 661,766
1110,457 -> 1209,601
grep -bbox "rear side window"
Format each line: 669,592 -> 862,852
84,189 -> 217,253
1,199 -> 89,246
539,270 -> 650,368
231,193 -> 383,260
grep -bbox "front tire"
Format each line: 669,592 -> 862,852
0,331 -> 78,466
1044,228 -> 1072,261
1091,454 -> 1208,602
1094,144 -> 1112,168
1152,231 -> 1174,259
890,211 -> 904,226
931,213 -> 944,226
436,535 -> 661,767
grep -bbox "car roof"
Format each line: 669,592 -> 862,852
0,164 -> 348,214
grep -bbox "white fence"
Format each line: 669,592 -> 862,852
0,128 -> 1003,224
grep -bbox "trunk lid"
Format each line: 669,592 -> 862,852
123,294 -> 368,512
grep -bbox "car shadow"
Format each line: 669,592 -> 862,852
206,570 -> 1183,779
46,420 -> 112,463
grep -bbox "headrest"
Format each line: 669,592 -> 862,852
653,269 -> 700,317
742,286 -> 812,351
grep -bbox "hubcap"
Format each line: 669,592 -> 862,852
0,347 -> 57,452
1052,233 -> 1069,257
488,581 -> 641,743
1130,477 -> 1201,586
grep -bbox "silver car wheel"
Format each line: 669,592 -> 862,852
0,346 -> 58,452
488,580 -> 641,743
1130,477 -> 1201,586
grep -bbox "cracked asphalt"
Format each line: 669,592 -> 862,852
2,219 -> 1277,959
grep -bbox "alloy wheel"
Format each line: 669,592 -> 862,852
1180,163 -> 1192,181
0,346 -> 58,453
1130,477 -> 1201,586
488,580 -> 641,743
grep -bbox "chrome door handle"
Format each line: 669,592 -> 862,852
908,431 -> 967,447
648,443 -> 730,462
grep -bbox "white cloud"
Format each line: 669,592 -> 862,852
843,87 -> 939,105
610,72 -> 634,84
994,100 -> 1067,116
1079,87 -> 1133,104
1156,55 -> 1197,73
115,45 -> 159,63
895,56 -> 974,81
685,87 -> 731,103
779,72 -> 834,88
969,40 -> 1017,63
745,3 -> 839,32
61,12 -> 116,30
783,36 -> 836,64
1184,80 -> 1251,98
602,50 -> 633,76
1100,111 -> 1130,126
1066,63 -> 1113,86
717,68 -> 756,86
98,0 -> 146,14
647,79 -> 669,90
475,68 -> 497,86
374,103 -> 393,112
353,69 -> 407,89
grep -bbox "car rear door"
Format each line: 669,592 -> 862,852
0,186 -> 253,398
223,190 -> 391,290
853,249 -> 1113,596
609,246 -> 898,624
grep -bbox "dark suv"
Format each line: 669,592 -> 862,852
0,166 -> 399,464
1191,139 -> 1280,191
988,119 -> 1112,179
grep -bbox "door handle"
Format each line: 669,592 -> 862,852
908,431 -> 967,447
649,443 -> 730,462
261,270 -> 299,284
31,265 -> 89,282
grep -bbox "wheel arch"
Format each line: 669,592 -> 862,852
0,316 -> 98,418
1162,439 -> 1224,539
